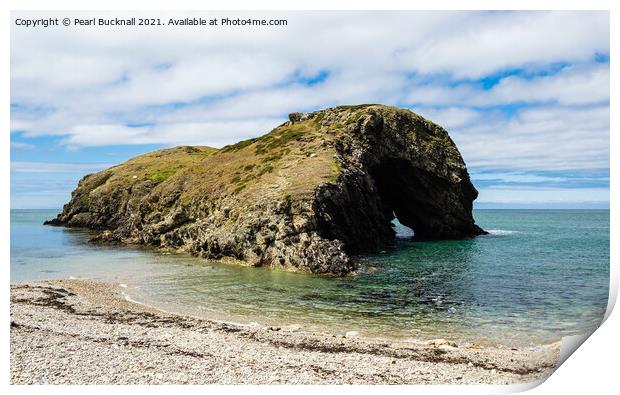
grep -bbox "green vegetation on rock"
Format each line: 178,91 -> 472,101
150,168 -> 177,183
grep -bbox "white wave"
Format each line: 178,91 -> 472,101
395,231 -> 414,238
392,221 -> 414,238
485,229 -> 519,236
121,291 -> 151,307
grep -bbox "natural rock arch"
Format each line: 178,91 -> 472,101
45,105 -> 485,275
369,157 -> 479,241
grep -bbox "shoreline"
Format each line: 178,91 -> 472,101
10,278 -> 560,384
114,280 -> 552,349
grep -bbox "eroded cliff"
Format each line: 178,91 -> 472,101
45,105 -> 485,274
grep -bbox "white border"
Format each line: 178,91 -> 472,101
3,1 -> 617,394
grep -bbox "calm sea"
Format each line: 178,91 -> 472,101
10,209 -> 609,347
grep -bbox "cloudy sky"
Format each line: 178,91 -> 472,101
10,11 -> 609,209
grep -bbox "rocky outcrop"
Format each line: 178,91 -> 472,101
45,105 -> 485,274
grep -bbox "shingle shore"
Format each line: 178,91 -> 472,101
10,279 -> 559,385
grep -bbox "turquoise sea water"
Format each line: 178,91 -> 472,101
11,209 -> 609,347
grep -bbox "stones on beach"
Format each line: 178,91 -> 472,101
280,324 -> 301,332
345,331 -> 359,339
246,322 -> 262,330
425,339 -> 458,348
10,280 -> 560,385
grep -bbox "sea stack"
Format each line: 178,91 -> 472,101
45,104 -> 486,274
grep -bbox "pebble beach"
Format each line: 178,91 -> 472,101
10,279 -> 560,385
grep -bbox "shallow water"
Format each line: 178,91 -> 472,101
11,209 -> 609,347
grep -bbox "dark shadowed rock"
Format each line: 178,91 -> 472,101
45,105 -> 485,274
288,112 -> 304,124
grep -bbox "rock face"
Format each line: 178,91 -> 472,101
45,105 -> 485,274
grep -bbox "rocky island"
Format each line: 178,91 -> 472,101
45,104 -> 485,274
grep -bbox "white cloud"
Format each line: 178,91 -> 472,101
10,141 -> 34,149
100,56 -> 297,108
449,105 -> 609,170
10,10 -> 610,174
483,65 -> 609,105
405,64 -> 609,107
63,119 -> 283,147
477,186 -> 609,204
11,161 -> 113,173
415,107 -> 481,130
397,11 -> 609,78
470,172 -> 568,184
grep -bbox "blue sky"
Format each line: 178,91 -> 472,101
10,11 -> 609,209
